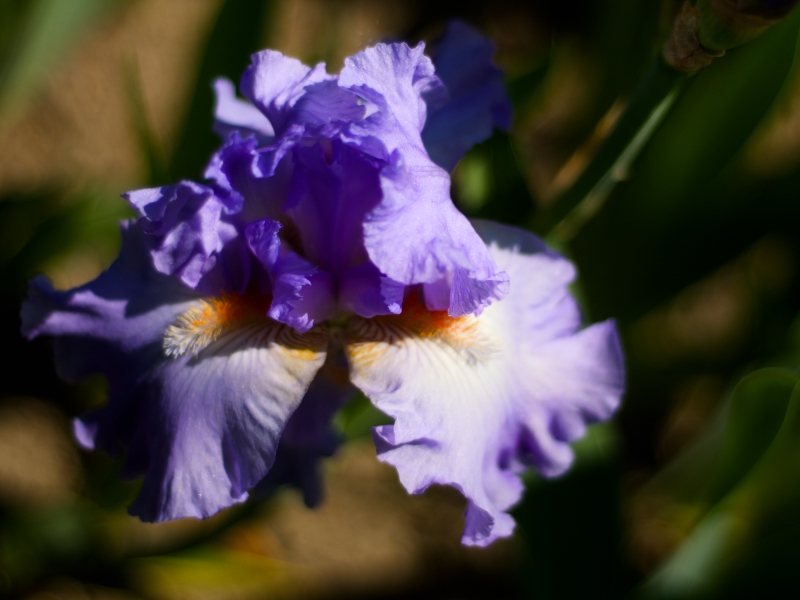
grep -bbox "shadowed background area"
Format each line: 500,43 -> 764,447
2,0 -> 800,598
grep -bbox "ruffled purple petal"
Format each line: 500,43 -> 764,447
283,140 -> 382,274
338,262 -> 404,318
240,50 -> 331,135
511,321 -> 623,477
204,132 -> 258,200
245,217 -> 282,269
423,21 -> 513,171
345,221 -> 624,546
211,41 -> 510,317
213,78 -> 274,143
124,181 -> 250,295
204,132 -> 296,230
330,42 -> 509,315
291,79 -> 366,130
338,42 -> 443,166
469,220 -> 581,343
245,218 -> 335,332
22,222 -> 188,488
270,261 -> 334,333
364,158 -> 508,316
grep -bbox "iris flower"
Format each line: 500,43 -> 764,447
21,22 -> 624,546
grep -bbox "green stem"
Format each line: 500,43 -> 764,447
535,57 -> 689,239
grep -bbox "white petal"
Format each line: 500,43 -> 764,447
345,222 -> 624,545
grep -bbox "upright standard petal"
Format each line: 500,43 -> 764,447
213,78 -> 275,143
344,222 -> 624,546
291,79 -> 366,131
240,50 -> 330,135
337,41 -> 509,315
422,21 -> 513,171
283,140 -> 382,274
22,221 -> 329,522
338,41 -> 443,165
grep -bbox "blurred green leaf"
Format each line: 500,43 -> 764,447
725,379 -> 800,532
505,63 -> 548,115
0,0 -> 123,127
637,507 -> 745,600
0,189 -> 132,295
334,392 -> 392,440
589,0 -> 662,106
169,0 -> 275,181
640,407 -> 728,506
454,151 -> 491,213
624,9 -> 800,226
707,369 -> 800,504
633,370 -> 800,553
0,501 -> 102,594
124,56 -> 169,186
455,131 -> 534,224
130,548 -> 294,600
640,375 -> 800,599
571,420 -> 622,466
571,9 -> 800,325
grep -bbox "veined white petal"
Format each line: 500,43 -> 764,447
345,294 -> 517,545
345,221 -> 624,546
134,295 -> 328,521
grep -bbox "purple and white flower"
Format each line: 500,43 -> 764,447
21,21 -> 624,545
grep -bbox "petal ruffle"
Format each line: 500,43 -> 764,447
21,221 -> 197,380
344,221 -> 624,546
335,42 -> 508,315
205,132 -> 295,227
214,42 -> 509,317
422,21 -> 513,171
292,79 -> 366,130
338,41 -> 443,166
125,181 -> 250,295
246,218 -> 335,332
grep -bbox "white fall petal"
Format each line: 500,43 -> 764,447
344,221 -> 625,546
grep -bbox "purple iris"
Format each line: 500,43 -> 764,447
21,21 -> 624,546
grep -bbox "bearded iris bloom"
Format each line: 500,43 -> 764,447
21,22 -> 624,546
